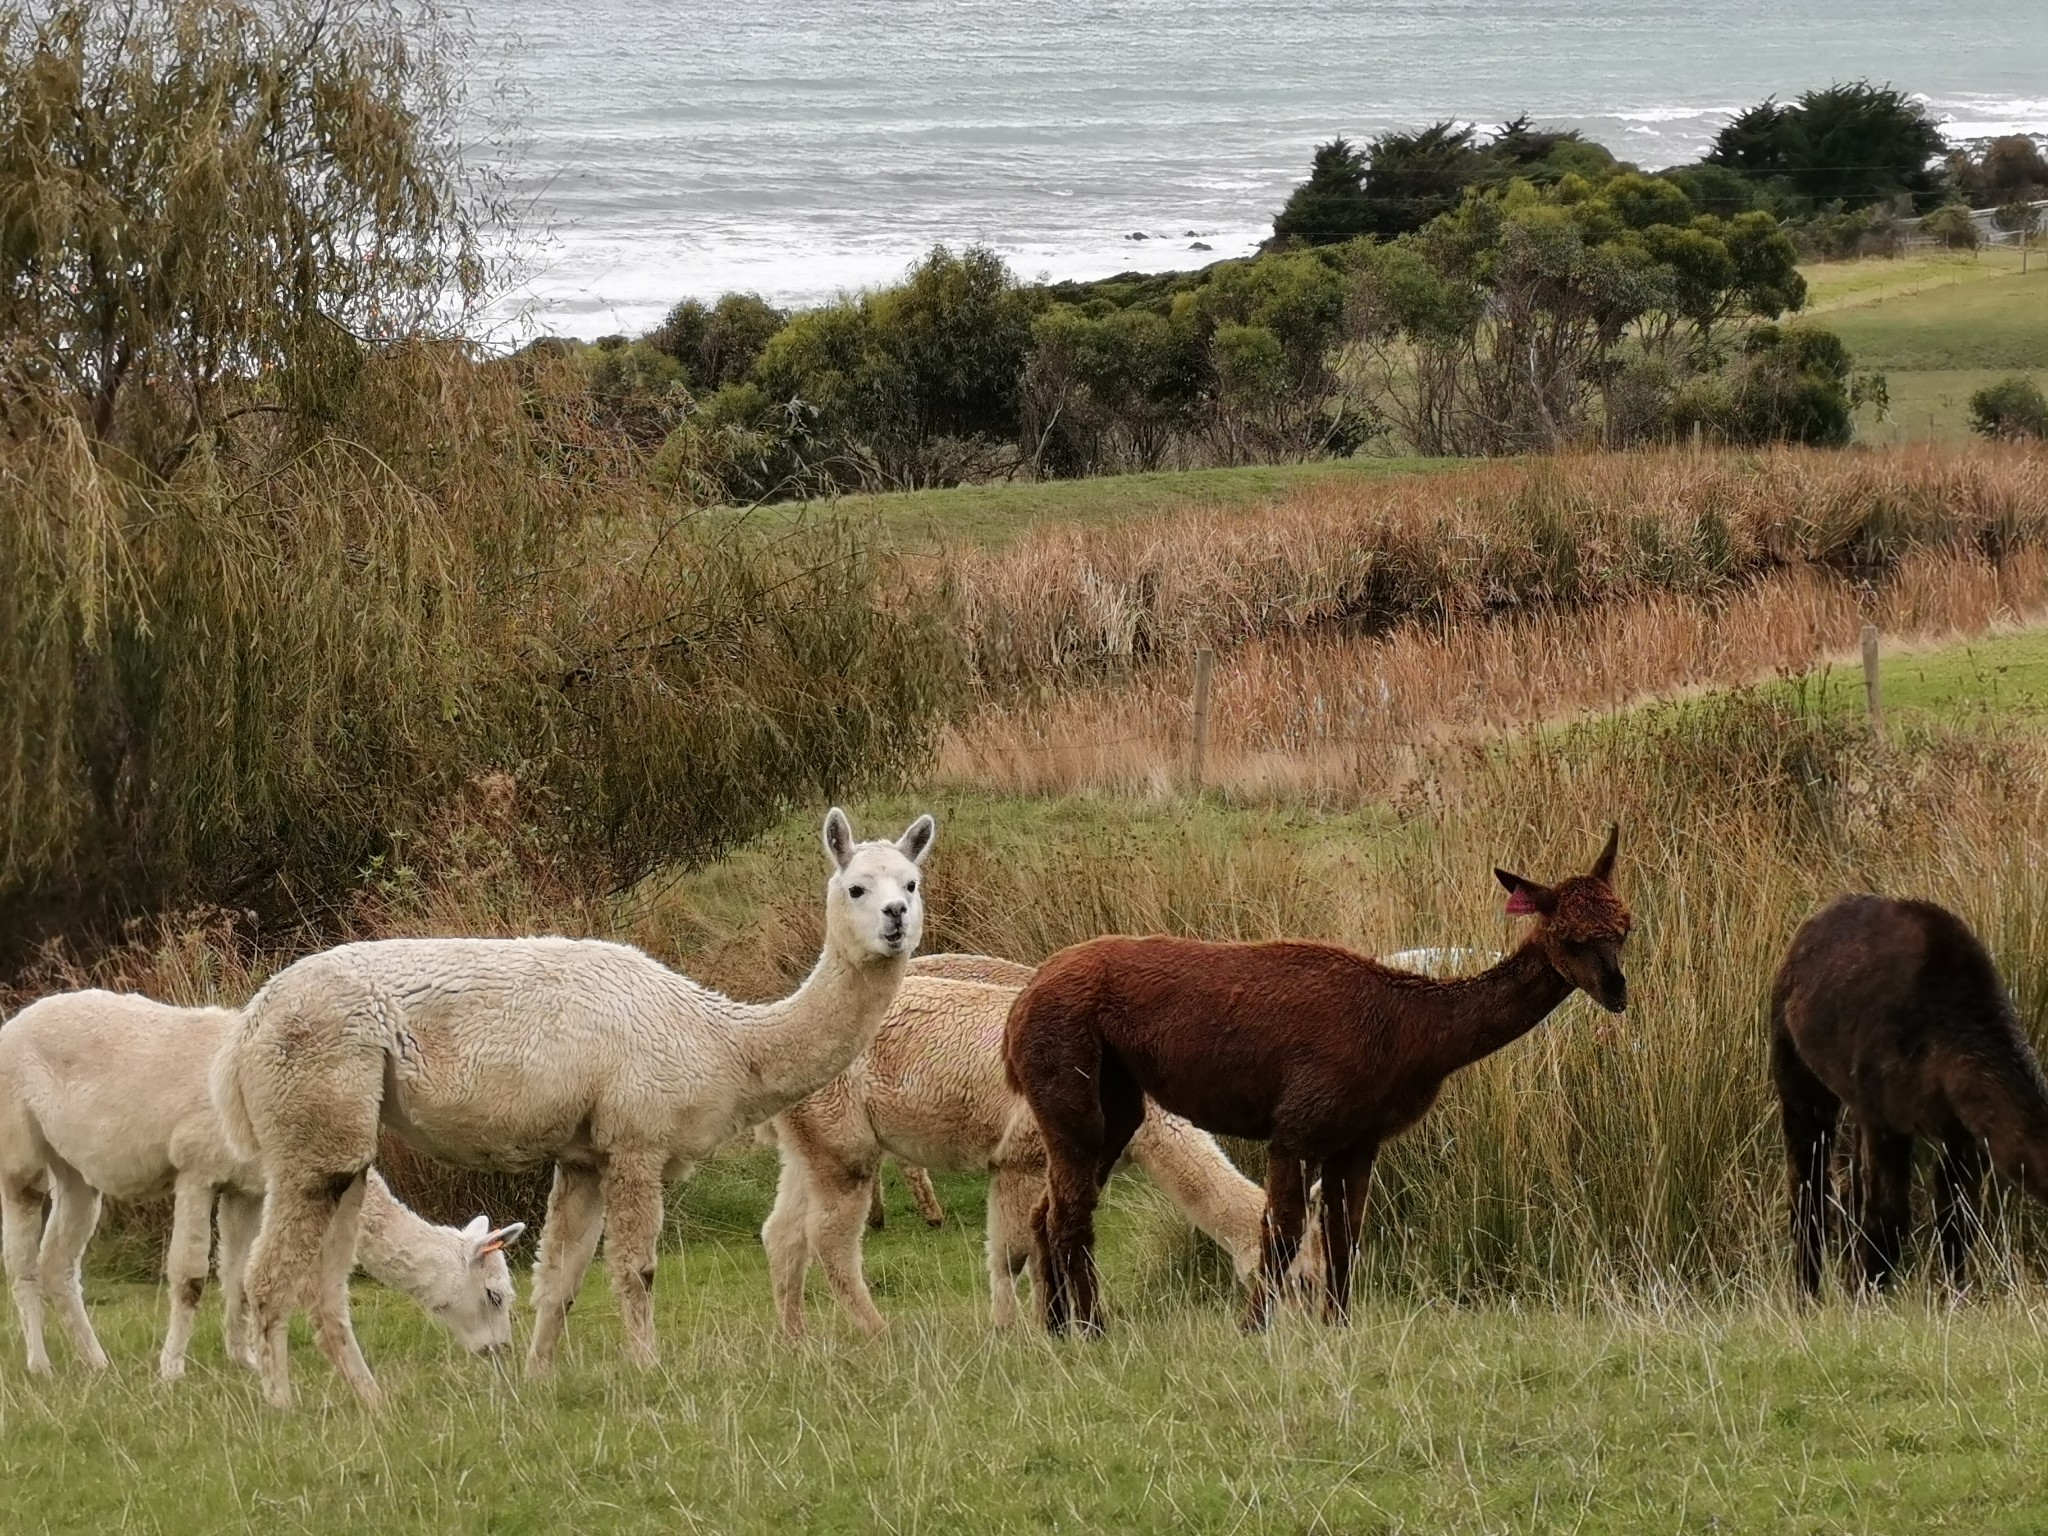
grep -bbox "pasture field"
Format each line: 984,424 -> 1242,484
11,1164 -> 2048,1536
733,455 -> 1463,550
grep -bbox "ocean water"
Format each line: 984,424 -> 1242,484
469,1 -> 2048,340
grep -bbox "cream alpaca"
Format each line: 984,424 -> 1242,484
0,991 -> 521,1379
763,963 -> 1296,1335
215,807 -> 934,1407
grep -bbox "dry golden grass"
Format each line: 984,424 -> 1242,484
942,546 -> 2048,800
944,445 -> 2048,692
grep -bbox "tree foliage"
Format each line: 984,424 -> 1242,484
1705,82 -> 1947,211
0,0 -> 492,453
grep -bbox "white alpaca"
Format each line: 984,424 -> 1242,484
0,991 -> 521,1380
214,807 -> 934,1407
763,961 -> 1305,1335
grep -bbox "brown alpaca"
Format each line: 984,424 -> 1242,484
1004,829 -> 1630,1336
1772,893 -> 2048,1295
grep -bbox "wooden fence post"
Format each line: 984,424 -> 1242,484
1189,647 -> 1215,791
1861,623 -> 1883,735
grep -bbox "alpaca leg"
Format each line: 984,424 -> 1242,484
599,1150 -> 666,1368
1852,1128 -> 1915,1293
2,1179 -> 50,1376
1933,1135 -> 1988,1292
809,1169 -> 888,1337
1039,1155 -> 1105,1338
762,1156 -> 815,1339
904,1164 -> 946,1228
38,1161 -> 107,1371
1771,1026 -> 1841,1298
985,1165 -> 1041,1330
1241,1153 -> 1309,1334
215,1191 -> 264,1372
866,1172 -> 887,1231
527,1162 -> 605,1374
158,1173 -> 216,1380
246,1178 -> 347,1409
307,1172 -> 380,1408
1317,1144 -> 1379,1326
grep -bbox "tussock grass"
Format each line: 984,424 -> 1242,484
941,545 -> 2048,801
945,446 -> 2048,692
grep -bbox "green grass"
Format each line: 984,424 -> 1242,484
1823,262 -> 2048,372
1790,626 -> 2048,724
14,1163 -> 2048,1535
1800,247 -> 2031,312
722,456 -> 1466,550
1855,367 -> 2037,446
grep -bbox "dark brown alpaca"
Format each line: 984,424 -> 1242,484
1003,829 -> 1631,1336
1772,893 -> 2048,1295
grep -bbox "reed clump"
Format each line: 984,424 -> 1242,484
946,447 -> 2048,692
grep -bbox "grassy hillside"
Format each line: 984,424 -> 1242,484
1806,248 -> 2047,444
737,454 -> 1463,549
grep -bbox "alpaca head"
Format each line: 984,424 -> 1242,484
821,807 -> 937,963
421,1215 -> 525,1356
1495,825 -> 1631,1013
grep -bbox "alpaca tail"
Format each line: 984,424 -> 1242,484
209,1003 -> 263,1162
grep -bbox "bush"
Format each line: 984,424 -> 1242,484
1920,203 -> 1981,250
1669,325 -> 1862,447
1969,377 -> 2048,440
0,349 -> 953,953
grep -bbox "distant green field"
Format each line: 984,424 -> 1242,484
730,455 -> 1466,550
1825,263 -> 2048,373
1801,246 -> 2030,311
1855,366 -> 2037,446
1791,626 -> 2048,724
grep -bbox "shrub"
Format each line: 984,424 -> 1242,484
1969,376 -> 2048,440
1920,203 -> 1981,250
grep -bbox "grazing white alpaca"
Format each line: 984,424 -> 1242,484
214,807 -> 934,1407
763,964 -> 1303,1335
0,991 -> 521,1379
860,954 -> 1038,1232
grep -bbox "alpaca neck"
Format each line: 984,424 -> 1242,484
1419,940 -> 1575,1079
731,941 -> 908,1114
350,1171 -> 451,1304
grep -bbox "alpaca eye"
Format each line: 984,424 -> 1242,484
906,880 -> 917,894
486,1289 -> 504,1308
848,885 -> 866,899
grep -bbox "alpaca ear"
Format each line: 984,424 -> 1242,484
822,807 -> 856,870
1496,869 -> 1558,917
460,1214 -> 490,1241
896,813 -> 937,866
478,1221 -> 525,1258
1589,823 -> 1619,882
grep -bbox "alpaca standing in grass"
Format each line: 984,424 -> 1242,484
0,991 -> 521,1379
214,808 -> 934,1407
859,954 -> 1037,1233
764,958 -> 1307,1335
1005,829 -> 1630,1336
1773,893 -> 2048,1294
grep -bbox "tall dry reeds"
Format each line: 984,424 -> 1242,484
944,447 -> 2048,692
941,546 -> 2048,800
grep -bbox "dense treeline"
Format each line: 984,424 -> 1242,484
594,79 -> 2034,496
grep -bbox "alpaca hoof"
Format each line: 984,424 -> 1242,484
262,1381 -> 294,1410
25,1356 -> 53,1378
83,1348 -> 110,1372
158,1358 -> 187,1382
922,1215 -> 944,1229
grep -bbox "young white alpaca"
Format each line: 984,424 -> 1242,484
214,807 -> 934,1407
860,954 -> 1038,1232
0,991 -> 521,1379
763,966 -> 1299,1335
